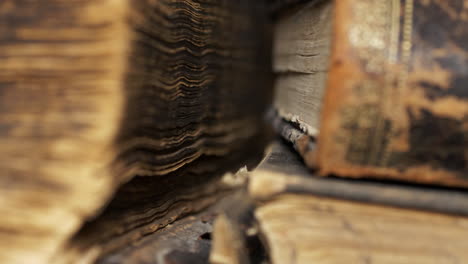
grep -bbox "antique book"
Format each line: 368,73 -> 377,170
273,0 -> 468,187
0,0 -> 270,263
211,141 -> 468,264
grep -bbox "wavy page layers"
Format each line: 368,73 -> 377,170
0,1 -> 271,263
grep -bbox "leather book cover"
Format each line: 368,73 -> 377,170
317,0 -> 468,187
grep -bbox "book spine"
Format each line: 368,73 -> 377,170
318,0 -> 468,187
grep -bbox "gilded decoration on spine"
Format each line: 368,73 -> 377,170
339,0 -> 414,167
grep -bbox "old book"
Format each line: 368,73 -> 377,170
211,141 -> 468,264
273,0 -> 332,136
273,0 -> 468,187
0,1 -> 270,263
55,156 -> 259,264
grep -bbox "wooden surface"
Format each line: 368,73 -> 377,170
0,1 -> 271,263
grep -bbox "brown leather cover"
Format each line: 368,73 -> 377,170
316,0 -> 468,187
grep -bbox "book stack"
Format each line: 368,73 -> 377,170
211,0 -> 468,263
1,0 -> 467,263
273,0 -> 468,186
